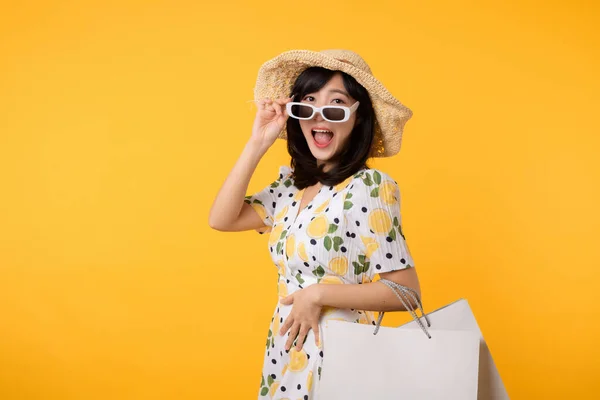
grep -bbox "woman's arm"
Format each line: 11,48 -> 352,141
315,267 -> 422,312
208,96 -> 293,232
208,139 -> 267,231
278,267 -> 422,351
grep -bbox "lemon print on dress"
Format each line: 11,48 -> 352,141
334,175 -> 353,192
358,313 -> 370,324
250,203 -> 269,223
322,306 -> 338,316
329,256 -> 348,275
277,259 -> 286,277
269,381 -> 280,397
320,275 -> 344,285
278,281 -> 288,298
313,199 -> 330,213
378,180 -> 399,205
288,347 -> 309,372
281,363 -> 289,377
275,205 -> 289,222
360,236 -> 380,258
273,311 -> 280,334
297,241 -> 309,262
307,214 -> 329,239
269,223 -> 284,246
307,370 -> 314,391
368,208 -> 393,234
294,188 -> 305,201
286,234 -> 296,259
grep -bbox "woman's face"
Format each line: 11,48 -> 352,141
298,72 -> 358,172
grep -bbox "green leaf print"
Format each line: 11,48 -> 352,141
363,261 -> 370,272
253,199 -> 264,205
332,236 -> 343,252
399,225 -> 406,240
276,242 -> 283,255
313,265 -> 325,277
283,179 -> 292,187
373,170 -> 382,184
353,256 -> 369,274
260,387 -> 269,396
270,181 -> 280,188
345,192 -> 353,199
328,223 -> 338,233
370,187 -> 379,197
344,200 -> 353,210
279,230 -> 287,239
268,329 -> 272,337
324,236 -> 332,251
389,227 -> 397,240
267,374 -> 274,386
363,173 -> 373,186
393,216 -> 399,226
296,273 -> 305,284
261,375 -> 265,387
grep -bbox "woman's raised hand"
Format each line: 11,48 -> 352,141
250,96 -> 293,150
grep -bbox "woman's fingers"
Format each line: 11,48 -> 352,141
312,322 -> 320,348
272,100 -> 282,117
295,325 -> 310,351
259,97 -> 293,117
285,323 -> 300,351
280,315 -> 293,336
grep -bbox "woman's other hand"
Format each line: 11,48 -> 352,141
250,96 -> 293,151
279,284 -> 323,352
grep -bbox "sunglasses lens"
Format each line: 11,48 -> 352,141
290,104 -> 314,119
322,108 -> 345,121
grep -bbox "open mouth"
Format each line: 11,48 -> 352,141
312,129 -> 334,146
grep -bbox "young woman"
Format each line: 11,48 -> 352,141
209,49 -> 422,399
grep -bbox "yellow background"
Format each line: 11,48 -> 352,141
1,0 -> 599,398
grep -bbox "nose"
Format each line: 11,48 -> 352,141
312,108 -> 325,122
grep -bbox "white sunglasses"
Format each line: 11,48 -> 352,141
285,100 -> 360,123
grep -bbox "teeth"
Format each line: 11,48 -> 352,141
313,129 -> 333,133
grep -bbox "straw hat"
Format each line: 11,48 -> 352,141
253,49 -> 413,158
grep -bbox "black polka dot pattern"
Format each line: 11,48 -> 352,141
248,166 -> 416,399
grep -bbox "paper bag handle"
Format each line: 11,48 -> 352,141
373,278 -> 432,338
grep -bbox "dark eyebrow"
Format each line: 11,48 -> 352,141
328,88 -> 350,98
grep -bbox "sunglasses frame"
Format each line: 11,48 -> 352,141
285,100 -> 360,123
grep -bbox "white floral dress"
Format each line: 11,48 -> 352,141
244,165 -> 416,400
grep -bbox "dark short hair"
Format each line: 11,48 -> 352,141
285,67 -> 375,190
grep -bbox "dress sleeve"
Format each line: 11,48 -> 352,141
244,165 -> 293,235
344,169 -> 416,277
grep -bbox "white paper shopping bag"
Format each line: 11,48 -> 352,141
398,299 -> 509,399
318,321 -> 480,399
317,279 -> 482,400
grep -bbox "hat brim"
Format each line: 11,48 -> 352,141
253,49 -> 413,157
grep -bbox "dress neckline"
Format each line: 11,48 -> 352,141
291,184 -> 326,226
